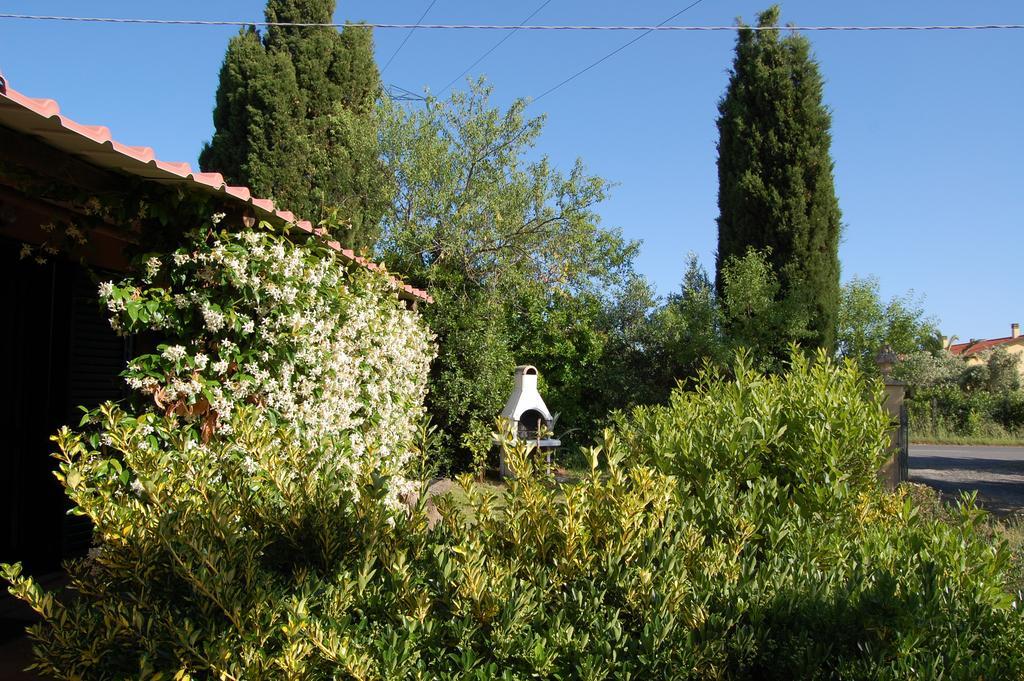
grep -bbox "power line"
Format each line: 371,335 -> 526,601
380,0 -> 439,75
437,0 -> 553,96
533,0 -> 706,104
0,14 -> 1022,31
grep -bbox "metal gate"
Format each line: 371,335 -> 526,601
897,402 -> 909,483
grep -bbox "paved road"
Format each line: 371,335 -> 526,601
909,444 -> 1024,515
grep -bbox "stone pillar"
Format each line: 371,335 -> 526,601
876,346 -> 907,490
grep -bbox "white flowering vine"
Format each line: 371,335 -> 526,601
97,223 -> 434,495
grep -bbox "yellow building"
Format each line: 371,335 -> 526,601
948,323 -> 1024,380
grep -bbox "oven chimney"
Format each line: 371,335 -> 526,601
501,365 -> 551,433
1013,322 -> 1020,339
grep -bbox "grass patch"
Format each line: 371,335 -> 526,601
911,434 -> 1024,447
430,466 -> 590,521
911,423 -> 1024,447
912,436 -> 1024,446
434,477 -> 505,516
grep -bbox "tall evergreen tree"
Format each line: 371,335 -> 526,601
715,5 -> 842,352
200,1 -> 388,251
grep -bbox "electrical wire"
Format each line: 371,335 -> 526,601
437,0 -> 553,96
0,14 -> 1021,31
380,0 -> 439,75
532,0 -> 706,103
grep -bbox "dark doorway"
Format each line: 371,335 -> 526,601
0,238 -> 128,574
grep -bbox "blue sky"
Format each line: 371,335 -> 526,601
1,1 -> 1021,342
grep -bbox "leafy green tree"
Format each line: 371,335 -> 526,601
512,276 -> 660,443
895,350 -> 964,388
378,80 -> 642,470
837,275 -> 939,374
649,254 -> 724,395
200,29 -> 306,209
719,247 -> 812,368
715,5 -> 842,352
263,0 -> 379,117
650,248 -> 816,394
984,347 -> 1022,393
961,347 -> 1022,394
200,1 -> 388,250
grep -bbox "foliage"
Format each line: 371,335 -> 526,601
649,249 -> 814,394
893,349 -> 965,388
837,275 -> 939,375
904,347 -> 1024,441
648,253 -> 725,396
717,247 -> 813,369
2,208 -> 435,676
960,346 -> 1022,393
10,353 -> 1024,678
3,406 -> 438,679
200,1 -> 388,250
263,0 -> 378,118
715,5 -> 842,351
510,279 -> 660,448
378,80 -> 643,472
654,259 -> 941,389
606,351 -> 1024,677
903,482 -> 1024,600
96,224 -> 433,486
994,390 -> 1024,432
615,350 -> 891,524
417,286 -> 514,474
909,385 -> 1024,441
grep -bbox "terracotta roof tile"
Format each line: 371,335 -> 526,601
111,142 -> 157,163
0,84 -> 431,303
949,336 -> 1022,356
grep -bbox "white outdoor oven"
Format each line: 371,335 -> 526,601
499,365 -> 560,477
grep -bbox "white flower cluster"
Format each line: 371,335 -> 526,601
65,224 -> 88,246
109,230 -> 435,497
161,345 -> 187,362
144,256 -> 163,282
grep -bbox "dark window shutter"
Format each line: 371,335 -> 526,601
62,270 -> 130,556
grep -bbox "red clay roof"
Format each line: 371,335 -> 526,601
949,336 -> 1023,357
0,83 -> 431,303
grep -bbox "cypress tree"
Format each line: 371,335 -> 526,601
200,1 -> 387,251
714,5 -> 842,351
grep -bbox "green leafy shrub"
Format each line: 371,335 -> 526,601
909,385 -> 1024,441
903,346 -> 1024,443
960,347 -> 1022,394
893,349 -> 964,388
903,482 -> 1024,614
6,351 -> 1024,678
3,217 -> 437,678
604,352 -> 1024,677
5,406 -> 430,678
994,391 -> 1024,432
615,350 -> 890,529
